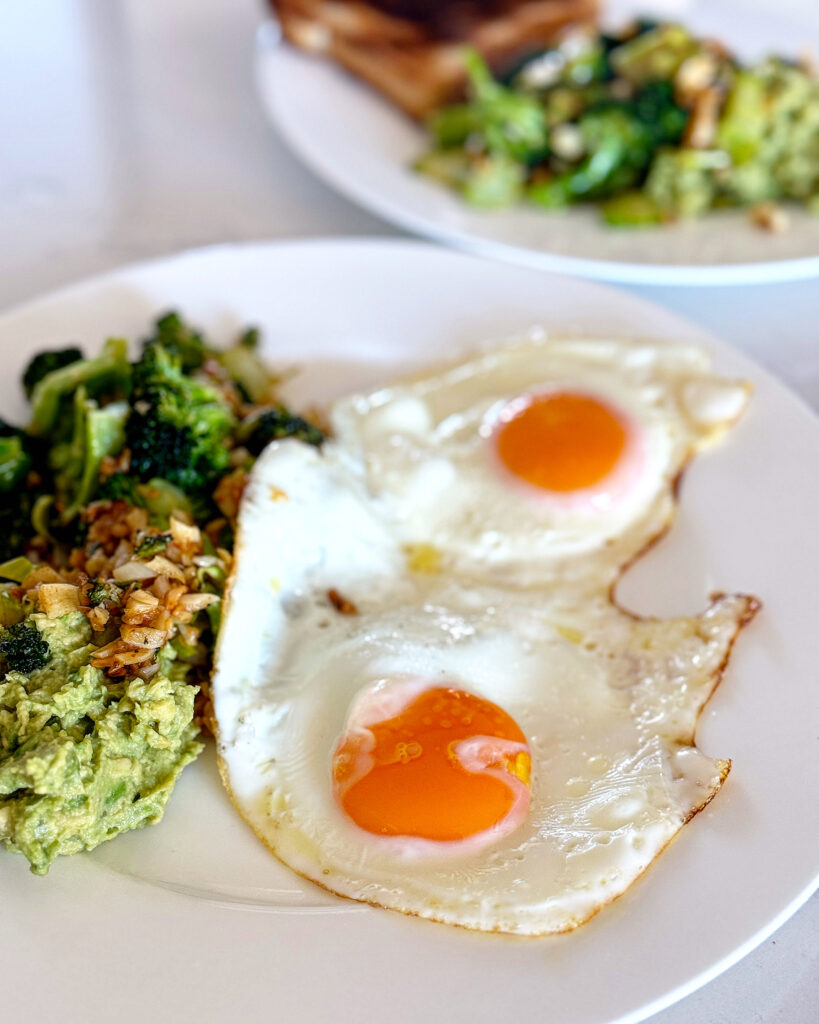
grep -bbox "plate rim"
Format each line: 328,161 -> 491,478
2,235 -> 817,426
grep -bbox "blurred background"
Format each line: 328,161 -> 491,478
3,0 -> 819,404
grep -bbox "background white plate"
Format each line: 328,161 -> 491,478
255,0 -> 819,286
1,240 -> 817,1024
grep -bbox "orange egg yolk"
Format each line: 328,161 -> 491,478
333,687 -> 531,842
496,391 -> 628,493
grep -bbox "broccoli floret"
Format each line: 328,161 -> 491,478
530,107 -> 651,205
86,578 -> 122,608
126,342 -> 235,497
28,338 -> 131,437
239,407 -> 324,456
462,48 -> 550,163
134,533 -> 171,558
633,80 -> 688,147
645,148 -> 729,218
148,312 -> 208,372
0,621 -> 50,674
22,347 -> 83,399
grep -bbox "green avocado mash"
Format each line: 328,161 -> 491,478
0,612 -> 202,874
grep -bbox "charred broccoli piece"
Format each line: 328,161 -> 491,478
147,312 -> 208,372
239,407 -> 324,456
0,621 -> 50,674
22,347 -> 83,399
126,342 -> 235,498
134,533 -> 171,558
530,83 -> 687,206
86,578 -> 123,608
633,80 -> 688,147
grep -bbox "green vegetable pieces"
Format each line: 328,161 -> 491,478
22,347 -> 83,399
28,337 -> 130,437
126,340 -> 235,499
415,21 -> 819,225
49,390 -> 128,522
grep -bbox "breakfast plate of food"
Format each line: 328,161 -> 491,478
1,239 -> 817,1023
256,0 -> 819,284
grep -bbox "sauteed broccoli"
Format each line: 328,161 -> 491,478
126,340 -> 234,499
0,313 -> 324,873
416,20 -> 819,226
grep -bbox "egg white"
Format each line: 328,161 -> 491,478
213,334 -> 757,935
331,336 -> 750,586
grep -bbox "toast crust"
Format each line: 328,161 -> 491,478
270,0 -> 599,118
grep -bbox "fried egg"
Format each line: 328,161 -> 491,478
331,336 -> 749,584
212,336 -> 758,935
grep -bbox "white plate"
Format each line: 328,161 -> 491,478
255,0 -> 819,286
1,240 -> 817,1024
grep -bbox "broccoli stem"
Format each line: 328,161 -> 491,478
29,338 -> 131,437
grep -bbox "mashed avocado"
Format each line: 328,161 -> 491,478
0,612 -> 202,874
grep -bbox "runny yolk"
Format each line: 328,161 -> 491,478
333,687 -> 531,843
496,391 -> 628,493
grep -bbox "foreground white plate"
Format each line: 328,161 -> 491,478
1,240 -> 817,1024
255,0 -> 819,286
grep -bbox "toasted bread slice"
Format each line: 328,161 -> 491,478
270,0 -> 599,119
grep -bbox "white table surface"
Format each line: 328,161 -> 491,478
1,1 -> 816,1020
